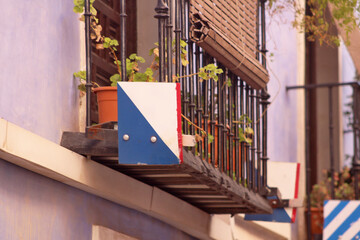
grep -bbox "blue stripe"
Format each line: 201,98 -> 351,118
324,201 -> 349,229
351,233 -> 360,240
244,208 -> 292,223
328,205 -> 360,240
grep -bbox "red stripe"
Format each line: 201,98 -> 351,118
176,83 -> 183,163
291,163 -> 301,223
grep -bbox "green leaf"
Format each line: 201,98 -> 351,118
90,6 -> 97,16
78,84 -> 86,92
239,128 -> 246,142
245,127 -> 254,136
145,68 -> 154,81
180,39 -> 187,48
110,74 -> 121,86
181,58 -> 189,66
73,5 -> 83,13
208,134 -> 214,144
226,78 -> 232,87
114,60 -> 121,66
149,47 -> 156,56
133,73 -> 148,82
110,39 -> 119,46
74,70 -> 86,80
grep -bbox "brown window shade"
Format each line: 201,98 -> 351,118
189,0 -> 268,89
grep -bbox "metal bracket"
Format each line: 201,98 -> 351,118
261,187 -> 303,208
269,198 -> 304,208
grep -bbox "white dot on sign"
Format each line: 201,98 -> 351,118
123,134 -> 129,141
150,136 -> 157,143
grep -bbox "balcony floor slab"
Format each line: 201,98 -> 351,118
61,131 -> 272,214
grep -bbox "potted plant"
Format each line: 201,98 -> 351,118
73,0 -> 223,125
309,166 -> 355,235
72,0 -> 254,155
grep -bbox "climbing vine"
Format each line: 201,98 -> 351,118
268,0 -> 360,45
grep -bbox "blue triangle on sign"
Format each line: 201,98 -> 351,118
244,208 -> 292,223
117,84 -> 180,165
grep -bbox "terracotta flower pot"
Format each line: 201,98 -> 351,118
93,86 -> 117,123
310,207 -> 323,235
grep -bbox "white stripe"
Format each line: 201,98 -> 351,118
324,200 -> 341,218
339,218 -> 360,240
323,202 -> 359,239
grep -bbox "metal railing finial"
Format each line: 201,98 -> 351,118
155,0 -> 169,82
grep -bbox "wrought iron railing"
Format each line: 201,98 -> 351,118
154,0 -> 270,193
83,0 -> 270,193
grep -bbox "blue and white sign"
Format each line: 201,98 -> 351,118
117,82 -> 183,165
323,200 -> 360,240
244,161 -> 300,223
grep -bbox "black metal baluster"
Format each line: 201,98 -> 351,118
328,87 -> 335,198
353,84 -> 360,199
165,0 -> 172,82
155,0 -> 169,83
188,43 -> 195,136
120,0 -> 127,83
234,78 -> 240,182
250,89 -> 256,190
256,90 -> 262,191
260,0 -> 268,191
261,89 -> 270,190
184,2 -> 195,138
174,0 -> 182,122
195,46 -> 203,156
245,85 -> 251,188
210,64 -> 216,166
222,69 -> 228,173
260,0 -> 267,68
228,72 -> 234,177
174,0 -> 181,77
181,0 -> 186,41
305,88 -> 312,240
240,80 -> 245,184
203,54 -> 210,162
181,0 -> 189,134
256,0 -> 260,60
84,0 -> 92,128
217,67 -> 224,171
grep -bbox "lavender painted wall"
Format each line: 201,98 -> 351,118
0,0 -> 81,143
266,13 -> 300,163
0,159 -> 195,240
340,42 -> 356,167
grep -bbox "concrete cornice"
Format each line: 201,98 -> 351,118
0,118 -> 237,240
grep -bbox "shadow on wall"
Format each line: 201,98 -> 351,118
0,159 -> 195,240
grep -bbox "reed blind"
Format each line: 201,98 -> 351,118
189,0 -> 269,89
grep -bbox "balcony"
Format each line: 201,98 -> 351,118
61,0 -> 275,214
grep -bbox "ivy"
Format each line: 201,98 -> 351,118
198,64 -> 224,81
269,0 -> 360,46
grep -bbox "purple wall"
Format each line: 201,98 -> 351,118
0,159 -> 195,240
266,13 -> 300,163
0,0 -> 81,143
